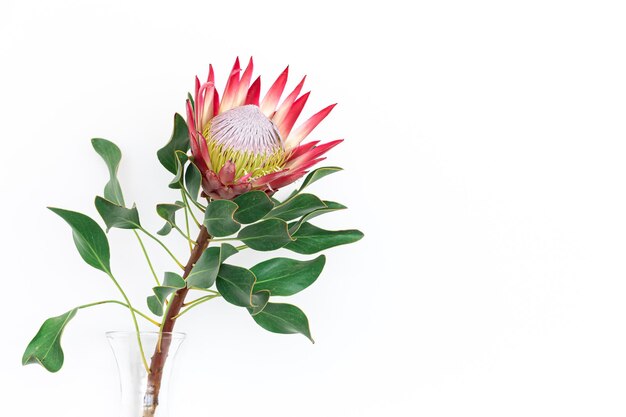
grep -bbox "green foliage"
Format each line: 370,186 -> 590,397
233,191 -> 274,223
204,200 -> 240,237
157,114 -> 190,175
185,163 -> 202,201
91,138 -> 125,206
249,291 -> 270,315
168,151 -> 188,190
250,303 -> 313,343
289,201 -> 347,234
286,222 -> 364,254
186,244 -> 238,289
95,197 -> 141,231
147,272 -> 186,316
298,166 -> 343,192
251,255 -> 326,296
22,309 -> 78,372
48,208 -> 111,273
216,264 -> 257,307
237,218 -> 293,251
268,193 -> 327,221
156,202 -> 184,236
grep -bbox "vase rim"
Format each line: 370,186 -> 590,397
105,331 -> 186,339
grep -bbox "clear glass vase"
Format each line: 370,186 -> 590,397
106,332 -> 186,417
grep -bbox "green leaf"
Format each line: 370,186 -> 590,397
237,218 -> 293,251
147,295 -> 163,316
22,309 -> 78,372
148,272 -> 185,316
289,200 -> 347,234
95,197 -> 141,231
298,166 -> 343,192
250,303 -> 313,342
216,264 -> 256,307
249,290 -> 270,315
168,151 -> 188,190
92,138 -> 125,206
48,208 -> 111,273
285,223 -> 363,255
252,255 -> 326,296
204,200 -> 240,237
186,243 -> 239,289
233,191 -> 274,224
157,113 -> 190,175
185,162 -> 202,201
268,193 -> 327,222
156,202 -> 184,236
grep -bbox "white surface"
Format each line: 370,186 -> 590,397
1,0 -> 626,416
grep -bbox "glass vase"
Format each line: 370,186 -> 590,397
106,331 -> 186,417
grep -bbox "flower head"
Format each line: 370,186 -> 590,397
187,57 -> 341,200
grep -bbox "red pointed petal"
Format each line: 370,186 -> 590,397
272,76 -> 306,129
245,76 -> 261,106
284,103 -> 337,150
234,57 -> 254,107
277,91 -> 310,139
287,139 -> 342,169
286,140 -> 319,160
207,64 -> 215,83
196,82 -> 216,129
186,100 -> 203,167
219,57 -> 242,112
260,66 -> 289,116
218,160 -> 236,184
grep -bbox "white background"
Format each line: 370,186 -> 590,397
1,0 -> 626,416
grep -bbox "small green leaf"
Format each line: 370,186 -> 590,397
289,201 -> 347,234
233,191 -> 274,224
216,264 -> 256,307
252,255 -> 326,296
185,163 -> 202,201
148,272 -> 185,316
22,309 -> 78,372
285,223 -> 363,254
237,218 -> 293,251
157,113 -> 190,175
168,151 -> 188,190
92,138 -> 125,206
156,202 -> 184,235
298,166 -> 343,192
95,197 -> 141,231
49,208 -> 111,273
249,290 -> 270,315
186,243 -> 239,289
204,200 -> 240,237
250,303 -> 313,342
147,295 -> 163,316
268,193 -> 327,221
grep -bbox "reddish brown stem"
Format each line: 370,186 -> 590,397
143,226 -> 211,417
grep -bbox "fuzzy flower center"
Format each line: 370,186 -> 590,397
204,105 -> 286,180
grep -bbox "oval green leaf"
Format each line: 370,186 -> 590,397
233,191 -> 274,224
48,207 -> 111,273
285,222 -> 363,255
204,200 -> 241,237
268,193 -> 327,222
250,303 -> 313,343
216,264 -> 256,307
237,218 -> 293,251
251,255 -> 326,296
186,243 -> 239,289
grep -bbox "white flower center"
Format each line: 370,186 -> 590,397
209,105 -> 283,155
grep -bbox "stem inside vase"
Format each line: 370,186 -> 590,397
143,226 -> 211,417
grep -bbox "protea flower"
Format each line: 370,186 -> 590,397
186,57 -> 341,200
